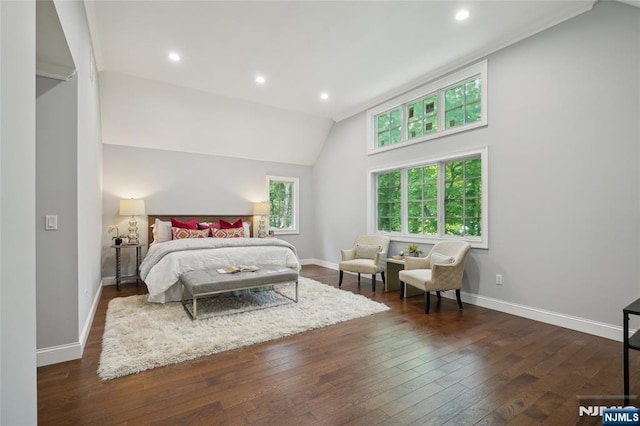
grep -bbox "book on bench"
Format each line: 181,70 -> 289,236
217,265 -> 260,274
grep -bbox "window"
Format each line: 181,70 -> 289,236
267,176 -> 299,235
443,157 -> 482,237
444,77 -> 482,129
368,147 -> 488,248
376,108 -> 402,147
368,61 -> 487,154
407,94 -> 438,140
377,171 -> 401,232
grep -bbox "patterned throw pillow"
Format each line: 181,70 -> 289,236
172,227 -> 210,239
211,228 -> 245,238
355,244 -> 382,259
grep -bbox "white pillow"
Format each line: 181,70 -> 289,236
355,244 -> 382,259
430,252 -> 454,267
243,222 -> 251,238
151,219 -> 172,245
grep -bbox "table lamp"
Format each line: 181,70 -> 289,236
119,199 -> 145,244
253,201 -> 270,238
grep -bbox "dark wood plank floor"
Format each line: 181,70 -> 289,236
38,265 -> 638,425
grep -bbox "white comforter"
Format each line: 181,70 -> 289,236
140,238 -> 300,303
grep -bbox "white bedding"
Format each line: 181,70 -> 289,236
140,238 -> 300,303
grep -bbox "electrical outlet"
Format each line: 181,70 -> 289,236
496,274 -> 503,285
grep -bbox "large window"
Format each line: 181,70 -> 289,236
267,176 -> 299,235
368,61 -> 487,154
369,147 -> 488,248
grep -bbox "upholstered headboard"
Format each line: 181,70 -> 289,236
147,214 -> 254,247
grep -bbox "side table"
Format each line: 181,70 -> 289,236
112,243 -> 143,289
386,258 -> 422,296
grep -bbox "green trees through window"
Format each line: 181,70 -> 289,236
407,165 -> 438,235
268,176 -> 299,234
374,75 -> 481,149
444,77 -> 481,129
368,61 -> 487,154
444,157 -> 481,237
374,153 -> 484,243
377,171 -> 401,232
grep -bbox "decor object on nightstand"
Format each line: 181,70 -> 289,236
253,201 -> 270,238
107,224 -> 126,245
120,198 -> 145,244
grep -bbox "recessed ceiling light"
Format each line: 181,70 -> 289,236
168,52 -> 181,62
255,75 -> 266,84
455,9 -> 470,21
320,92 -> 329,100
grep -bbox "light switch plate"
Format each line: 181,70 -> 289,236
45,215 -> 58,231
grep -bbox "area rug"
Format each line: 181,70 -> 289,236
98,277 -> 389,380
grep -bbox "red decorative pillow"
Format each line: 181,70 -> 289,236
198,221 -> 221,230
172,227 -> 210,239
220,219 -> 243,229
211,228 -> 245,238
171,218 -> 198,229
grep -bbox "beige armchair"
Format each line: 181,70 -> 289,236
399,241 -> 470,314
339,235 -> 390,291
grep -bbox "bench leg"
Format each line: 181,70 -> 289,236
181,284 -> 197,320
193,296 -> 198,320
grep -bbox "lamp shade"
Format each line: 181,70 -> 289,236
119,199 -> 146,216
253,201 -> 270,216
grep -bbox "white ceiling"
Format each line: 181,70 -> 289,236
85,0 -> 598,123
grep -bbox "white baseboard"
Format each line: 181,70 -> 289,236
36,343 -> 83,367
455,291 -> 623,342
307,259 -> 338,269
103,276 -> 116,286
37,280 -> 104,367
304,260 -> 624,342
80,280 -> 103,350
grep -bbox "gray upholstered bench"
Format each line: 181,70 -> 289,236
180,265 -> 299,320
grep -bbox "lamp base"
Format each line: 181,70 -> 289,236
258,217 -> 266,238
127,216 -> 139,244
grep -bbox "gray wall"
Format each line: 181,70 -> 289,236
54,0 -> 104,352
314,1 -> 640,328
102,144 -> 316,278
32,0 -> 104,367
1,0 -> 38,423
36,76 -> 79,348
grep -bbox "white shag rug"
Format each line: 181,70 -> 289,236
98,277 -> 389,380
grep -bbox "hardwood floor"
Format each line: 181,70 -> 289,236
38,265 -> 636,425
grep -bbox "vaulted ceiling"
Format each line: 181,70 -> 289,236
85,0 -> 599,121
82,0 -> 606,164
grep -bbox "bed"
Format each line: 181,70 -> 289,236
140,215 -> 300,303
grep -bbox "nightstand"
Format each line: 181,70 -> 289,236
111,243 -> 143,289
